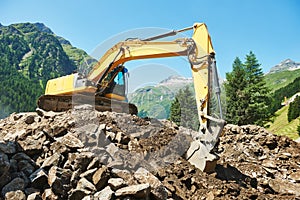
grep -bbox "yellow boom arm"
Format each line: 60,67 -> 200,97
88,23 -> 215,128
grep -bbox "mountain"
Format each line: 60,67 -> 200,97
265,67 -> 300,92
268,59 -> 300,74
128,75 -> 193,119
0,22 -> 96,118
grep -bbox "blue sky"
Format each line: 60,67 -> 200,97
1,0 -> 300,79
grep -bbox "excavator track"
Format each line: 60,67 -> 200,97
37,94 -> 138,115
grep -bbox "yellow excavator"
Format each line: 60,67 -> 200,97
37,23 -> 225,172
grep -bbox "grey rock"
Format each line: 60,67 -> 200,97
5,190 -> 26,200
0,171 -> 11,190
0,141 -> 16,154
29,169 -> 48,190
81,196 -> 93,200
56,132 -> 84,149
24,115 -> 35,124
86,157 -> 100,170
17,130 -> 46,155
41,153 -> 61,169
0,152 -> 10,177
48,166 -> 72,196
94,186 -> 114,200
268,179 -> 300,196
92,166 -> 109,190
76,178 -> 96,194
106,143 -> 119,157
27,192 -> 42,200
9,158 -> 18,172
12,152 -> 33,163
108,178 -> 126,190
111,168 -> 132,181
42,188 -> 58,200
73,152 -> 95,171
1,177 -> 25,196
134,167 -> 168,200
68,189 -> 87,200
50,141 -> 70,154
70,169 -> 81,188
18,159 -> 36,176
79,168 -> 97,182
262,160 -> 277,169
115,183 -> 150,198
24,187 -> 40,196
289,171 -> 300,183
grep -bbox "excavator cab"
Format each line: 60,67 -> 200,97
98,65 -> 129,102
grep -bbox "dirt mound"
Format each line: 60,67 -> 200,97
0,107 -> 299,199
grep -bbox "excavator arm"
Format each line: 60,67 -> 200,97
88,23 -> 220,134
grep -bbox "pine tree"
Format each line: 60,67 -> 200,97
169,97 -> 181,126
288,96 -> 300,122
243,51 -> 271,126
224,52 -> 271,126
224,57 -> 248,125
169,86 -> 199,130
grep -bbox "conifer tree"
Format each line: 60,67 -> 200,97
225,52 -> 271,126
244,51 -> 271,126
224,57 -> 248,125
169,97 -> 181,125
288,96 -> 300,122
169,86 -> 199,130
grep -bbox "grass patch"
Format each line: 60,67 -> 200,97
267,105 -> 300,140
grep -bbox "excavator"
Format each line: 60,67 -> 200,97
37,23 -> 225,172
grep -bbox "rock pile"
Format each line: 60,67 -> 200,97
0,106 -> 299,199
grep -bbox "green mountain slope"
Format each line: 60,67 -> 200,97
265,68 -> 300,92
267,104 -> 299,140
128,76 -> 194,119
0,22 -> 96,118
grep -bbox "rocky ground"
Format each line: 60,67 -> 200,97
0,105 -> 300,200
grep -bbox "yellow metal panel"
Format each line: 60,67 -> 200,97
45,74 -> 97,95
87,41 -> 188,83
105,93 -> 126,101
45,74 -> 75,95
191,23 -> 214,126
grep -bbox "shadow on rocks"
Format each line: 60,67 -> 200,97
215,164 -> 258,188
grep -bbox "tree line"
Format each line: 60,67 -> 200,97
169,51 -> 300,130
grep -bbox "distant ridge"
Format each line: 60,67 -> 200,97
269,59 -> 300,74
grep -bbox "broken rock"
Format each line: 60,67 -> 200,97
76,178 -> 96,194
268,179 -> 300,196
1,177 -> 25,196
115,183 -> 150,198
94,186 -> 114,200
29,169 -> 48,190
48,166 -> 72,196
5,190 -> 26,200
108,178 -> 126,190
92,166 -> 109,190
289,171 -> 300,183
134,167 -> 168,200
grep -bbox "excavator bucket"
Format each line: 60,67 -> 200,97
186,118 -> 225,173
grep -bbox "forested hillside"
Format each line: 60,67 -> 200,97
0,22 -> 96,118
